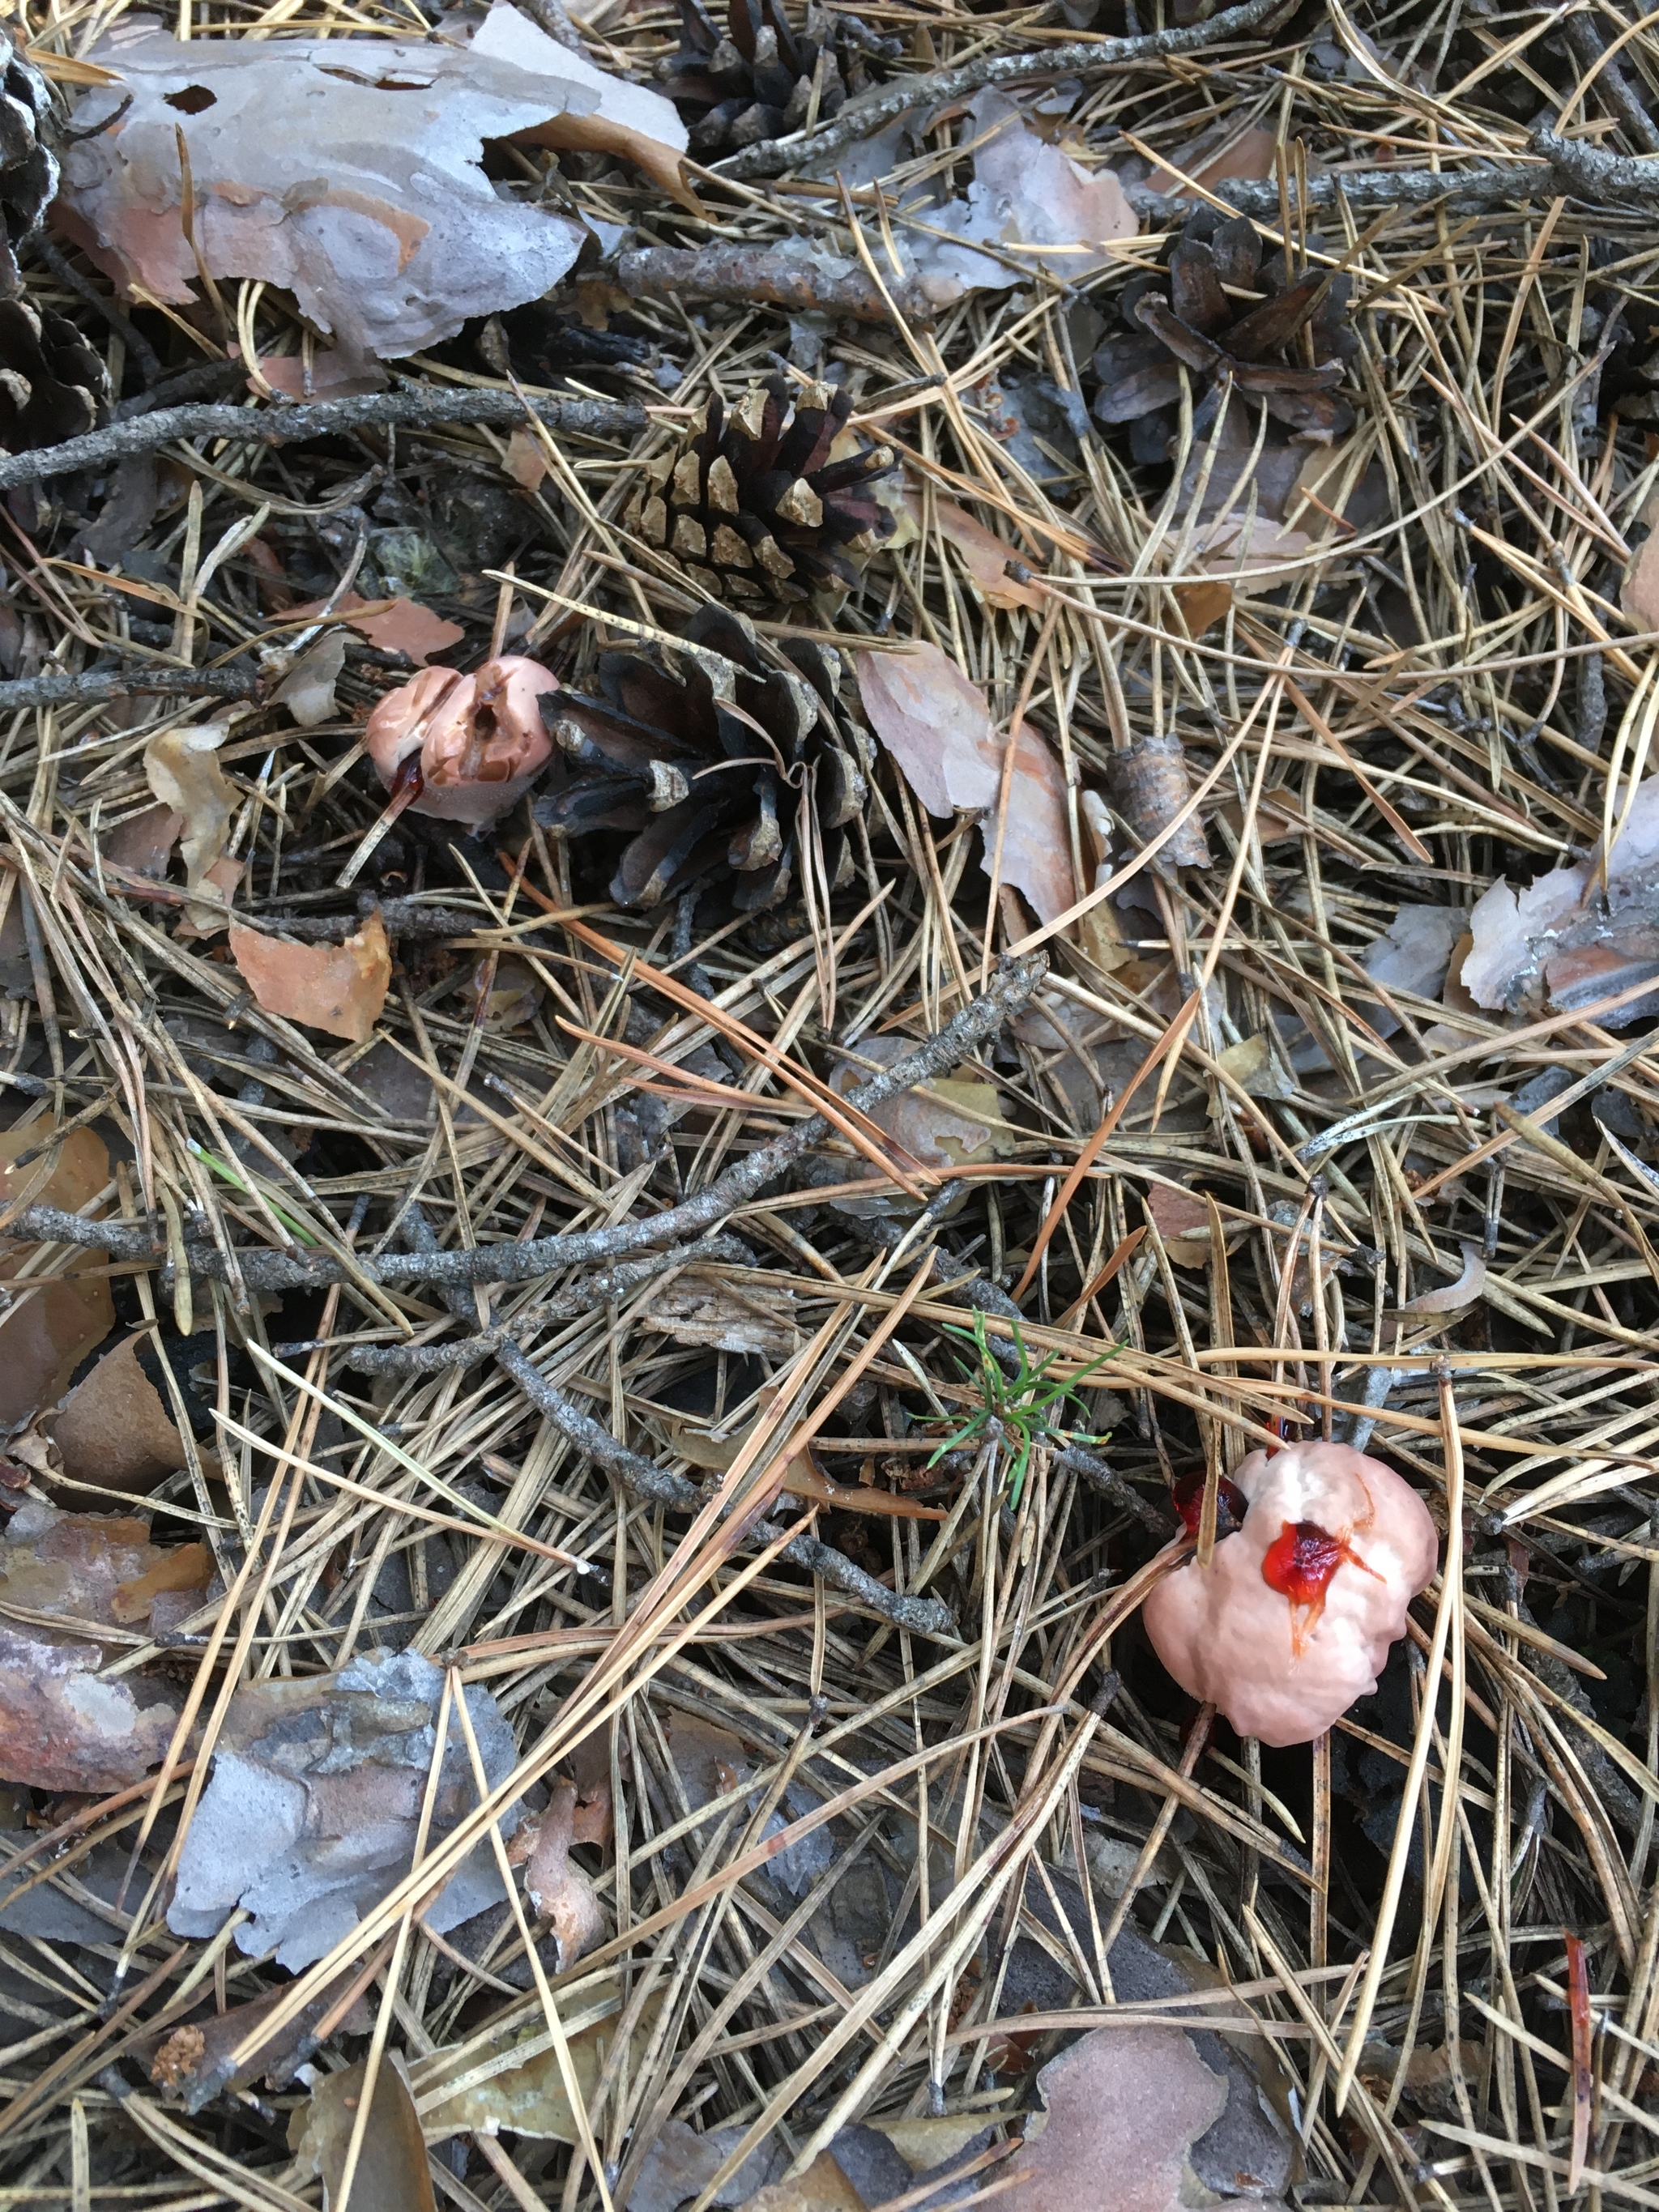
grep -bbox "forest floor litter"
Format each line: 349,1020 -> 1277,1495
0,0 -> 1652,2202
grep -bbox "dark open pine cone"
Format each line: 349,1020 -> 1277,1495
661,0 -> 889,156
1091,211 -> 1356,461
0,296 -> 107,453
535,603 -> 872,913
0,36 -> 58,296
626,376 -> 896,607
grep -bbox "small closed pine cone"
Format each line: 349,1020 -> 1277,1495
535,602 -> 872,913
1091,210 -> 1356,462
0,296 -> 108,453
0,36 -> 57,296
627,376 -> 895,606
662,0 -> 888,156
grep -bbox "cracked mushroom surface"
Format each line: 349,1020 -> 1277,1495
1144,1441 -> 1439,1747
364,654 -> 557,826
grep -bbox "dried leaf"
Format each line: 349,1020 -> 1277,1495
628,2118 -> 784,2212
1214,787 -> 1304,846
1005,2023 -> 1273,2212
241,345 -> 382,402
932,493 -> 1045,610
271,631 -> 347,730
1355,904 -> 1465,1038
62,17 -> 607,362
1145,122 -> 1282,197
420,1975 -> 663,2142
829,1034 -> 1012,1174
463,954 -> 544,1031
855,641 -> 1074,923
906,92 -> 1137,304
50,1332 -> 186,1492
503,423 -> 549,492
525,1779 -> 604,1970
109,1541 -> 211,1624
143,722 -> 233,893
0,1126 -> 114,1427
290,2055 -> 437,2212
1172,578 -> 1232,634
1623,484 -> 1659,629
1143,1182 -> 1243,1268
228,911 -> 390,1045
740,2154 -> 864,2212
169,1648 -> 520,1970
662,1711 -> 834,1894
289,591 -> 465,666
1213,1032 -> 1295,1100
99,802 -> 181,881
173,855 -> 245,944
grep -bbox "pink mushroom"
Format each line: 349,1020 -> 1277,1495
1143,1441 -> 1439,1747
364,656 -> 557,827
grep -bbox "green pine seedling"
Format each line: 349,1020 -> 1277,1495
927,1311 -> 1121,1508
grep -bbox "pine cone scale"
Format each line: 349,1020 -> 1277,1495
538,606 -> 871,913
1090,208 -> 1355,450
627,377 -> 893,605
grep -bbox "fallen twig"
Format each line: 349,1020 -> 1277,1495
617,243 -> 934,326
0,383 -> 647,495
2,953 -> 1047,1290
0,666 -> 261,711
714,0 -> 1300,182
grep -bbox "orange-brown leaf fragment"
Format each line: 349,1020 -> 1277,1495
288,592 -> 465,667
111,1540 -> 211,1623
0,1126 -> 114,1427
228,912 -> 390,1043
290,2054 -> 437,2212
855,641 -> 1073,923
51,1332 -> 186,1494
525,1779 -> 604,1970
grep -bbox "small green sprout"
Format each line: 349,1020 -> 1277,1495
186,1139 -> 318,1247
926,1311 -> 1121,1508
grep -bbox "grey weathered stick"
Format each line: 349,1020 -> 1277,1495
1529,123 -> 1659,203
1560,12 -> 1659,156
1126,160 -> 1546,223
494,1338 -> 957,1635
618,244 -> 934,326
3,952 -> 1047,1290
0,384 -> 647,496
0,667 -> 261,713
714,0 -> 1299,182
393,1201 -> 957,1637
342,1236 -> 754,1372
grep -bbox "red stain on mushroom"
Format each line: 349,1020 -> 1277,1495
364,655 -> 557,826
1260,1516 -> 1384,1656
1171,1469 -> 1247,1536
1143,1441 -> 1439,1745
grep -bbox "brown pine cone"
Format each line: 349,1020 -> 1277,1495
535,602 -> 872,912
627,375 -> 895,606
0,296 -> 108,453
0,36 -> 58,297
1091,211 -> 1356,462
662,0 -> 891,156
